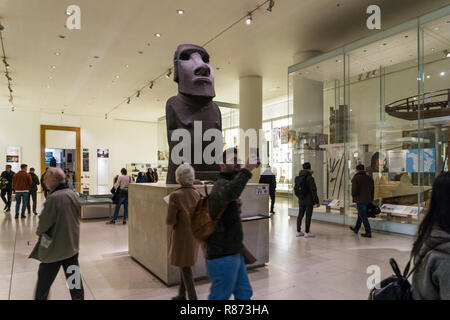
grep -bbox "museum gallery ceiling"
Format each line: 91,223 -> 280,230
0,0 -> 448,122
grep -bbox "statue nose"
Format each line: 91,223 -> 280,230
194,65 -> 210,77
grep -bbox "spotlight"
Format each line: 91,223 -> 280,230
444,50 -> 450,58
166,69 -> 172,78
440,71 -> 445,76
267,0 -> 275,12
127,97 -> 131,104
136,90 -> 141,98
246,14 -> 252,25
149,82 -> 154,89
177,9 -> 184,15
66,9 -> 72,16
155,33 -> 161,38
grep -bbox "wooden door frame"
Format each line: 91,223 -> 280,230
40,125 -> 81,193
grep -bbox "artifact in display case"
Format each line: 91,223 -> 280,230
385,89 -> 450,120
321,143 -> 345,201
374,174 -> 432,206
165,44 -> 222,184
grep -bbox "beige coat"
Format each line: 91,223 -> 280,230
166,186 -> 201,267
29,186 -> 81,263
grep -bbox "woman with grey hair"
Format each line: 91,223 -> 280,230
166,163 -> 201,300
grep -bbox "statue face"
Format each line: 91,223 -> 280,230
174,44 -> 215,98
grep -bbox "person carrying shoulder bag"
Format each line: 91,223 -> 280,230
107,168 -> 131,225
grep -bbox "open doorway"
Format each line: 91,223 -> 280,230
45,148 -> 77,190
40,125 -> 81,193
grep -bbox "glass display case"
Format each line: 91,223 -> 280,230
287,6 -> 450,235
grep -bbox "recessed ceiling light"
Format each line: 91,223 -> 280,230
49,76 -> 53,80
47,85 -> 51,88
440,71 -> 445,76
426,75 -> 430,79
434,27 -> 439,31
246,14 -> 252,25
177,9 -> 184,15
51,65 -> 56,69
125,64 -> 129,68
155,33 -> 161,38
58,35 -> 66,39
115,75 -> 120,79
55,52 -> 60,56
138,51 -> 144,54
66,9 -> 72,16
445,50 -> 450,58
93,56 -> 100,59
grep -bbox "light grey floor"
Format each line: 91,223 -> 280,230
0,194 -> 414,300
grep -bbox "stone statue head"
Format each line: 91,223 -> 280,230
173,44 -> 215,98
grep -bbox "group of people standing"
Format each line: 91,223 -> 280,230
136,168 -> 159,183
166,148 -> 259,300
1,164 -> 41,218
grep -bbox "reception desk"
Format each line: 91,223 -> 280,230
128,182 -> 270,286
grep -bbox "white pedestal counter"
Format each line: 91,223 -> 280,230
128,182 -> 270,286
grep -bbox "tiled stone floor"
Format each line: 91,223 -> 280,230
0,194 -> 414,300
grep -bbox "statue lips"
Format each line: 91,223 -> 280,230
194,77 -> 212,84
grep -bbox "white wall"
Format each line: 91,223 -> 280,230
0,109 -> 158,193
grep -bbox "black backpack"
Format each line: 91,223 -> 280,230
369,258 -> 413,300
294,175 -> 308,198
367,203 -> 381,218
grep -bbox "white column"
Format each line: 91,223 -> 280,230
239,76 -> 263,182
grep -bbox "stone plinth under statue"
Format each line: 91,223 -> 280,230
128,182 -> 270,286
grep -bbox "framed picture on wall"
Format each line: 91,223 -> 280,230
97,149 -> 109,158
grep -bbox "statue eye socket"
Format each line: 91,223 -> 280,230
202,55 -> 210,63
180,52 -> 190,61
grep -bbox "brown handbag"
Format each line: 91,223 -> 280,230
242,245 -> 257,265
190,184 -> 228,242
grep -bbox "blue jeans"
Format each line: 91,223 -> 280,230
355,203 -> 371,234
206,253 -> 253,300
113,197 -> 128,221
15,192 -> 29,216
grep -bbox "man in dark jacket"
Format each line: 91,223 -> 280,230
206,148 -> 259,300
41,168 -> 49,198
350,164 -> 374,238
259,165 -> 277,214
295,162 -> 320,238
27,167 -> 40,215
1,165 -> 15,212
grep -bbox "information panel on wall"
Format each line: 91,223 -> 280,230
388,148 -> 435,173
6,146 -> 21,172
83,148 -> 89,172
97,148 -> 109,187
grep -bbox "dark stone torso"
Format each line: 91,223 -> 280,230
165,94 -> 222,184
